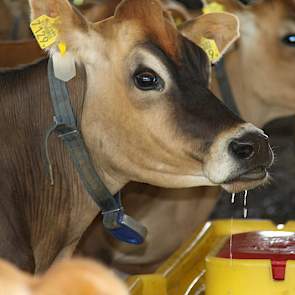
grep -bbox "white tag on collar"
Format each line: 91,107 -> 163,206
52,51 -> 76,82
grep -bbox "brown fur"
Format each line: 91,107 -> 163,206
78,184 -> 220,273
114,0 -> 180,60
0,0 -> 31,40
0,59 -> 99,273
0,1 -> 12,40
0,40 -> 44,68
80,1 -> 122,22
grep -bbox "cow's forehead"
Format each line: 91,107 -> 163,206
145,19 -> 210,70
134,17 -> 181,61
114,0 -> 181,59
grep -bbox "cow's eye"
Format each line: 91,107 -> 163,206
282,34 -> 295,47
134,69 -> 164,91
238,0 -> 252,5
237,0 -> 266,6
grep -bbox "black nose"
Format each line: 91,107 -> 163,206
229,132 -> 273,168
229,139 -> 255,160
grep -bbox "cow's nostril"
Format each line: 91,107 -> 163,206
229,139 -> 255,160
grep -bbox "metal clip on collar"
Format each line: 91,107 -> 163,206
102,193 -> 147,244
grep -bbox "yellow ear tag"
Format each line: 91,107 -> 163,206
30,15 -> 59,49
58,42 -> 67,56
174,16 -> 184,28
202,2 -> 225,14
199,37 -> 221,62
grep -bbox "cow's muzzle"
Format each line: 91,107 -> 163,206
203,123 -> 274,192
227,132 -> 273,182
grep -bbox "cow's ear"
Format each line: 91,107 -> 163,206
29,0 -> 89,52
165,1 -> 190,27
179,12 -> 239,63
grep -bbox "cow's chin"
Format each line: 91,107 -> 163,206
221,172 -> 269,193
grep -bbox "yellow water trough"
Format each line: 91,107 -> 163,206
127,220 -> 295,295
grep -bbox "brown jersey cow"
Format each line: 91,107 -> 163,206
0,0 -> 272,272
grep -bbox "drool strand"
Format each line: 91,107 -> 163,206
243,190 -> 248,218
231,193 -> 236,204
229,193 -> 236,265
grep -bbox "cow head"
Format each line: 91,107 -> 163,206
29,0 -> 273,194
209,0 -> 295,126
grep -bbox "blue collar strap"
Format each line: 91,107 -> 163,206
46,58 -> 147,244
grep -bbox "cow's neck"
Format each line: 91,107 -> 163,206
212,49 -> 293,128
0,59 -> 112,272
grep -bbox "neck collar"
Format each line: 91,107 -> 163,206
46,57 -> 147,244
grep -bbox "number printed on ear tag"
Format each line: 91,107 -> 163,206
199,37 -> 221,62
202,2 -> 225,14
30,15 -> 59,49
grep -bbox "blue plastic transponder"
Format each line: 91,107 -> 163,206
102,194 -> 148,245
107,212 -> 146,244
